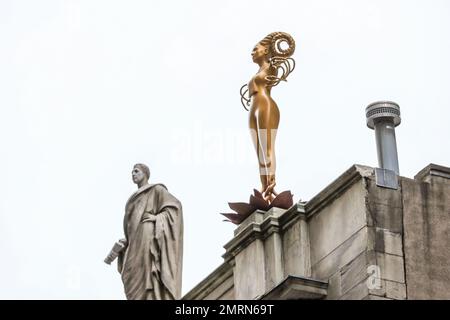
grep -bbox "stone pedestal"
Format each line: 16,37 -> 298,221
223,206 -> 312,299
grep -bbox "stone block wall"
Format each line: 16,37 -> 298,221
402,165 -> 450,299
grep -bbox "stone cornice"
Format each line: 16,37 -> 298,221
222,205 -> 305,261
259,275 -> 328,300
305,164 -> 373,219
182,261 -> 234,300
414,163 -> 450,182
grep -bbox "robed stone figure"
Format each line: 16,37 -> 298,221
105,163 -> 183,300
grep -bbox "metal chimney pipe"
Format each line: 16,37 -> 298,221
366,101 -> 401,174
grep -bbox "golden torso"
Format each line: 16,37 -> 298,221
248,64 -> 280,130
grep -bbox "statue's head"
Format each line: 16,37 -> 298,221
132,163 -> 150,186
252,32 -> 296,64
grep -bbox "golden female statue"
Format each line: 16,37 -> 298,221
240,32 -> 295,202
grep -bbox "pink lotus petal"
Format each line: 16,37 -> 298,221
249,194 -> 270,211
220,213 -> 246,225
253,189 -> 264,199
228,202 -> 256,215
269,190 -> 294,209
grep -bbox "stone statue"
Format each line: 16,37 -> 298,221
240,32 -> 295,202
105,163 -> 183,300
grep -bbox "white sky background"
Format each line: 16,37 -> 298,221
0,0 -> 449,299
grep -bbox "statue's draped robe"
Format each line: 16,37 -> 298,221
118,184 -> 183,300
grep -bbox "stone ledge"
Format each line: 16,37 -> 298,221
258,275 -> 328,300
305,164 -> 373,219
182,261 -> 234,300
414,163 -> 450,182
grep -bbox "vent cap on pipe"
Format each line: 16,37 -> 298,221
366,101 -> 401,129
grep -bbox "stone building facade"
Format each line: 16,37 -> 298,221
183,163 -> 450,300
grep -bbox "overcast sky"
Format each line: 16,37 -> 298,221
1,0 -> 449,299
